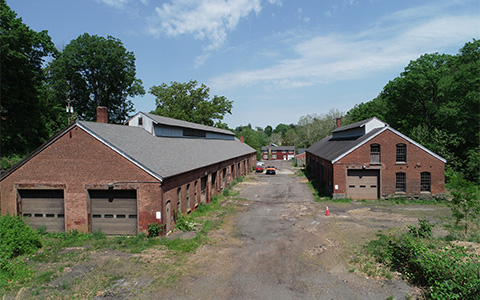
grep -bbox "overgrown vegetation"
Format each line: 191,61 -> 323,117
0,177 -> 244,294
0,215 -> 42,290
360,219 -> 480,299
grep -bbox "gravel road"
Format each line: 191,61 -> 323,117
151,160 -> 415,300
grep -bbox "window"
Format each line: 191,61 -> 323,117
177,188 -> 181,212
272,155 -> 277,159
183,128 -> 206,137
396,144 -> 406,163
194,180 -> 198,204
138,116 -> 143,126
421,172 -> 431,192
272,150 -> 277,153
370,144 -> 380,163
186,184 -> 190,210
396,172 -> 406,192
282,150 -> 286,153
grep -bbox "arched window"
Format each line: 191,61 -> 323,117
396,172 -> 406,192
177,188 -> 181,212
370,144 -> 380,163
421,172 -> 431,192
396,144 -> 406,163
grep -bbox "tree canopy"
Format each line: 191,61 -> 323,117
0,0 -> 57,156
47,33 -> 145,123
346,39 -> 480,182
150,80 -> 233,127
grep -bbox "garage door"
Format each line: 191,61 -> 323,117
19,189 -> 65,233
89,190 -> 137,235
346,170 -> 379,200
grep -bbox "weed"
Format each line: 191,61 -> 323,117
148,223 -> 162,238
366,220 -> 480,299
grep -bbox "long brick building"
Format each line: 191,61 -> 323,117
306,117 -> 446,200
0,109 -> 256,235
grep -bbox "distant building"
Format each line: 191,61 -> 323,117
306,117 -> 445,200
295,148 -> 306,167
261,145 -> 295,160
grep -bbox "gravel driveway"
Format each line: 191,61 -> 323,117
149,160 -> 416,300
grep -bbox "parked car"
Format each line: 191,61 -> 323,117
256,165 -> 264,172
266,165 -> 276,175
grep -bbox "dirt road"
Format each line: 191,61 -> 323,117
146,161 -> 418,299
14,160 -> 451,299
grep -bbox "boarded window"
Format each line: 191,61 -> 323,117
396,144 -> 406,163
396,172 -> 406,192
177,188 -> 181,212
421,172 -> 431,192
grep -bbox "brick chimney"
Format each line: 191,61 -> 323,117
96,106 -> 108,123
240,136 -> 244,143
336,118 -> 341,128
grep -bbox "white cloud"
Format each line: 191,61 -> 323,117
96,0 -> 132,9
210,9 -> 478,91
149,0 -> 278,50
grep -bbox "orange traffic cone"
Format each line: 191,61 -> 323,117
325,206 -> 330,216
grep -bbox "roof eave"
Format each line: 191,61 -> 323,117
0,122 -> 78,182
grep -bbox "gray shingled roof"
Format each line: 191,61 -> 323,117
306,128 -> 384,162
141,113 -> 235,136
79,121 -> 255,179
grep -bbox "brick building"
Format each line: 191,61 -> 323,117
306,117 -> 445,200
261,145 -> 295,160
0,109 -> 256,235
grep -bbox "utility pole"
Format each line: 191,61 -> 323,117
66,97 -> 74,125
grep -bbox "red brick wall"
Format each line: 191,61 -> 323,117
0,126 -> 161,233
1,124 -> 257,235
333,129 -> 445,198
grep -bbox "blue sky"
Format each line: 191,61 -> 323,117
8,0 -> 479,129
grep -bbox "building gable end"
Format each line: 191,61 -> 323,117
77,123 -> 164,181
331,127 -> 388,163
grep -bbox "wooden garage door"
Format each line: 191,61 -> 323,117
19,189 -> 65,233
347,170 -> 379,200
89,190 -> 137,235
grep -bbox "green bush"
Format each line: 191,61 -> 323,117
174,212 -> 199,232
408,218 -> 434,238
148,223 -> 162,238
367,220 -> 480,299
0,215 -> 42,289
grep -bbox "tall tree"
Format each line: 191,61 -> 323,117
47,33 -> 145,123
150,80 -> 233,127
0,0 -> 57,156
345,39 -> 480,182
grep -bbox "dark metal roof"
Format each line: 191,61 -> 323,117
332,117 -> 383,133
306,128 -> 385,162
140,112 -> 235,136
79,121 -> 255,179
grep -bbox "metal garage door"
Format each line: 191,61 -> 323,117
89,190 -> 137,235
346,170 -> 379,200
19,189 -> 65,233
